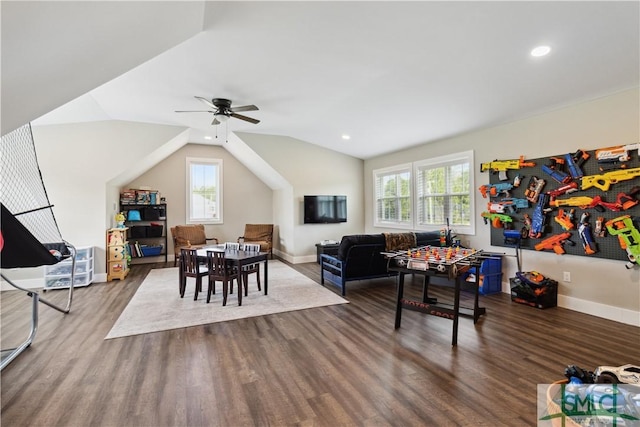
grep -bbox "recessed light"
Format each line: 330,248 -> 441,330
342,134 -> 351,140
204,136 -> 212,140
531,45 -> 551,57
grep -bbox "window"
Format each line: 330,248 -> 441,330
373,163 -> 412,228
414,151 -> 474,234
186,157 -> 222,224
372,151 -> 475,234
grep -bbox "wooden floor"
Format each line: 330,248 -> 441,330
1,260 -> 639,427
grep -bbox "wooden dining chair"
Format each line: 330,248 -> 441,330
206,250 -> 240,305
179,248 -> 208,300
240,243 -> 261,295
224,242 -> 240,250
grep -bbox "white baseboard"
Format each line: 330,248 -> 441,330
501,280 -> 640,327
557,294 -> 640,327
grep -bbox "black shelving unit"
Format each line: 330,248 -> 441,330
120,203 -> 168,264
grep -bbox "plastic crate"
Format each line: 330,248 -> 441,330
510,275 -> 558,309
464,256 -> 503,295
141,245 -> 163,256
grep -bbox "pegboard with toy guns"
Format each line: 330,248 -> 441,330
479,143 -> 640,269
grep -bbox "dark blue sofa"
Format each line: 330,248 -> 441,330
320,231 -> 446,296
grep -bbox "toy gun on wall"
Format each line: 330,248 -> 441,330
580,167 -> 640,191
480,155 -> 536,181
487,198 -> 529,214
578,222 -> 597,255
478,182 -> 514,199
549,196 -> 595,209
481,211 -> 513,228
534,232 -> 575,255
550,192 -> 638,212
564,149 -> 590,179
529,193 -> 548,239
605,215 -> 640,269
546,182 -> 578,202
554,209 -> 575,231
542,157 -> 571,184
595,142 -> 640,170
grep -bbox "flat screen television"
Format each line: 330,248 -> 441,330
304,195 -> 347,224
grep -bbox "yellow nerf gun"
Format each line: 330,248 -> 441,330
581,167 -> 640,191
480,155 -> 536,181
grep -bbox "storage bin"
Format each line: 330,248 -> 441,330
143,206 -> 161,220
464,256 -> 503,295
510,275 -> 558,309
141,245 -> 163,256
130,226 -> 147,238
147,224 -> 163,237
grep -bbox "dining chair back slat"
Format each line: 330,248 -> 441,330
239,243 -> 261,293
179,248 -> 208,300
206,250 -> 240,305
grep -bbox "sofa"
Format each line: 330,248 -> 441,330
320,231 -> 447,296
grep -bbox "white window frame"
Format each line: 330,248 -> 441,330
413,150 -> 475,235
186,157 -> 223,224
373,163 -> 413,229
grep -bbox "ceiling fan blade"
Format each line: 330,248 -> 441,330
175,110 -> 215,113
230,112 -> 260,124
195,96 -> 216,109
230,104 -> 259,113
211,117 -> 221,126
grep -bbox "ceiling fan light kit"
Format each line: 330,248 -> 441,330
176,96 -> 260,126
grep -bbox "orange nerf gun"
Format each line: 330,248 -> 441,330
534,232 -> 575,255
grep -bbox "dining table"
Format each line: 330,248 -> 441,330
194,245 -> 269,304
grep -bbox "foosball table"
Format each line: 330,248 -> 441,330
384,245 -> 490,346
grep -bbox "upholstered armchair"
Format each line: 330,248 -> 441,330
170,224 -> 218,266
238,224 -> 273,259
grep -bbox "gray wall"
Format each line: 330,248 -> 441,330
124,143 -> 273,258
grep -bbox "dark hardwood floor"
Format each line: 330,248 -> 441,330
1,260 -> 638,426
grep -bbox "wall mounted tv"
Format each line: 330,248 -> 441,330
304,195 -> 347,224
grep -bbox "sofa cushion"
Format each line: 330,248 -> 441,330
337,234 -> 384,260
415,231 -> 446,247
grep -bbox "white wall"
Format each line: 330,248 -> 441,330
1,120 -> 188,287
237,133 -> 364,262
365,88 -> 640,325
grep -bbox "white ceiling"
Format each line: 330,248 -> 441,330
8,1 -> 640,159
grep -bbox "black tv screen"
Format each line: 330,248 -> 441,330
304,195 -> 347,224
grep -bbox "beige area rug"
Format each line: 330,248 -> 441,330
105,260 -> 348,339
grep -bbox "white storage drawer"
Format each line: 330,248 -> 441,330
43,246 -> 94,290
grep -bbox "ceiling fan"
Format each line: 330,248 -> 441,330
175,96 -> 260,125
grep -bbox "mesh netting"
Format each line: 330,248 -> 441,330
1,123 -> 65,246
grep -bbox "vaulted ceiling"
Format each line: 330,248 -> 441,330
3,1 -> 639,159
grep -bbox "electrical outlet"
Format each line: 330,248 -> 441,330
563,271 -> 571,282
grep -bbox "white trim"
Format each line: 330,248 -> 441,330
186,157 -> 223,224
557,294 -> 640,327
413,150 -> 475,235
499,279 -> 640,327
372,162 -> 413,229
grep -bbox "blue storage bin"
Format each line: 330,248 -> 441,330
464,256 -> 503,295
141,245 -> 163,256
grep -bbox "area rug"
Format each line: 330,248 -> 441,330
105,260 -> 348,339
